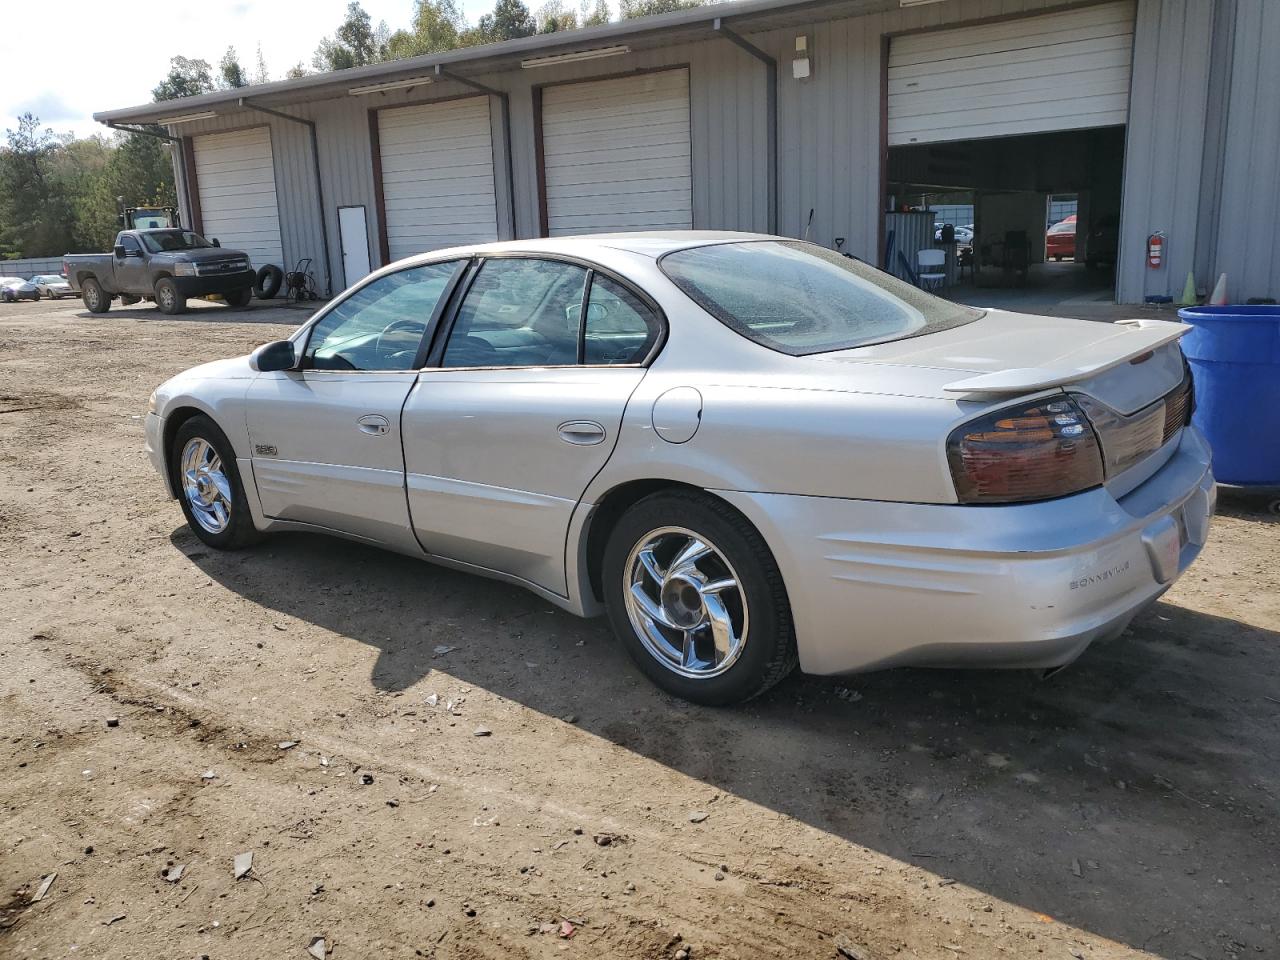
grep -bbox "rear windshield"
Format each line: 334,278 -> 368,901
659,240 -> 982,356
138,230 -> 214,254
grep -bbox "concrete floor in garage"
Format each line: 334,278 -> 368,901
1,297 -> 1277,960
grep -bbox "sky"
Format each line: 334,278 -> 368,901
0,0 -> 518,140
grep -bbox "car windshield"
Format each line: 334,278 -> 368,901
659,240 -> 983,356
138,230 -> 214,254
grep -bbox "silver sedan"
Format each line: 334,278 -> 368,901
145,233 -> 1213,704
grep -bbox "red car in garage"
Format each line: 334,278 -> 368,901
1046,215 -> 1077,260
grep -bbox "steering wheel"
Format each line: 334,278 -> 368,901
374,318 -> 427,358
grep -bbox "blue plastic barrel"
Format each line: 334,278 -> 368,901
1177,305 -> 1280,486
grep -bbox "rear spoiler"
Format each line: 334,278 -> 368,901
943,318 -> 1189,395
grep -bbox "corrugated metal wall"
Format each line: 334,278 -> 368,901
168,0 -> 1249,305
1212,0 -> 1280,302
1116,0 -> 1216,304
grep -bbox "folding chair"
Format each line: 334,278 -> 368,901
916,248 -> 947,292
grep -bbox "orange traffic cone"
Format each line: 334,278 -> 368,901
1208,273 -> 1228,305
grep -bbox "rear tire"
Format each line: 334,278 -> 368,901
224,287 -> 253,308
81,278 -> 110,313
602,490 -> 798,706
155,278 -> 187,315
170,415 -> 261,550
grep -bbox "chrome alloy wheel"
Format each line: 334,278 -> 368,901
622,526 -> 749,679
180,437 -> 232,534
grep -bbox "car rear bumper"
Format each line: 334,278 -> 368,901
718,425 -> 1215,675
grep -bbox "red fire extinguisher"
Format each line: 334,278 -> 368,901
1147,231 -> 1165,269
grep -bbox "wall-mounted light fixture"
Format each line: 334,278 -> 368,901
348,76 -> 434,96
156,111 -> 217,124
520,45 -> 630,68
793,35 -> 812,80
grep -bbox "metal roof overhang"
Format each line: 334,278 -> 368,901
94,0 -> 892,125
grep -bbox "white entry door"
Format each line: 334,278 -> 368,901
338,205 -> 371,288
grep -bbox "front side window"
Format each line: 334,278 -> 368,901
660,240 -> 983,356
304,261 -> 460,371
120,235 -> 142,255
442,258 -> 588,368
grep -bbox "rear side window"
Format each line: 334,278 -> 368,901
583,274 -> 660,365
442,258 -> 588,368
659,240 -> 983,356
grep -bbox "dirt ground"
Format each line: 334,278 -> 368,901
1,295 -> 1277,960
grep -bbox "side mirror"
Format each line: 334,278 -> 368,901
211,238 -> 221,247
113,244 -> 127,258
250,339 -> 297,372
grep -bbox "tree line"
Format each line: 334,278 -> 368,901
0,0 -> 707,260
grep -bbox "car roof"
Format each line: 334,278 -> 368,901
396,231 -> 777,268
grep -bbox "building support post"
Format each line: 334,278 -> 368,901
238,98 -> 334,296
435,66 -> 518,241
714,18 -> 778,236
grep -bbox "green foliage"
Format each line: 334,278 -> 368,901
385,0 -> 468,58
0,114 -> 176,259
476,0 -> 537,42
152,56 -> 215,101
580,0 -> 611,26
314,1 -> 391,71
537,0 -> 578,33
619,0 -> 704,18
253,44 -> 271,85
220,46 -> 248,89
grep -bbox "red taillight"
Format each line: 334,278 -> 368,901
947,396 -> 1104,504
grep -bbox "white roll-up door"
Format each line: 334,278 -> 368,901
888,1 -> 1136,146
540,69 -> 692,236
193,127 -> 284,269
377,97 -> 498,263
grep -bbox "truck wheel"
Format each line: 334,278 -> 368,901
81,278 -> 110,313
155,278 -> 187,315
254,265 -> 283,300
224,287 -> 253,308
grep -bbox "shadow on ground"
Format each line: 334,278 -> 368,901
178,527 -> 1279,958
67,300 -> 315,326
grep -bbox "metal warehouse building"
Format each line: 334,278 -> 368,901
96,0 -> 1279,305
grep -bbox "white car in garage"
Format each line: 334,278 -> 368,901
144,233 -> 1213,704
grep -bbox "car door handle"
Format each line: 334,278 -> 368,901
357,414 -> 390,436
558,420 -> 606,445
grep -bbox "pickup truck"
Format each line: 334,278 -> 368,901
64,228 -> 256,315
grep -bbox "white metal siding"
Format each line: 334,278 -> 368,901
888,1 -> 1136,146
377,97 -> 498,263
193,127 -> 284,268
541,69 -> 693,236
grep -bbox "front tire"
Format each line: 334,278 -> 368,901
224,287 -> 253,308
170,415 -> 260,550
602,491 -> 797,705
155,278 -> 187,315
81,278 -> 110,313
